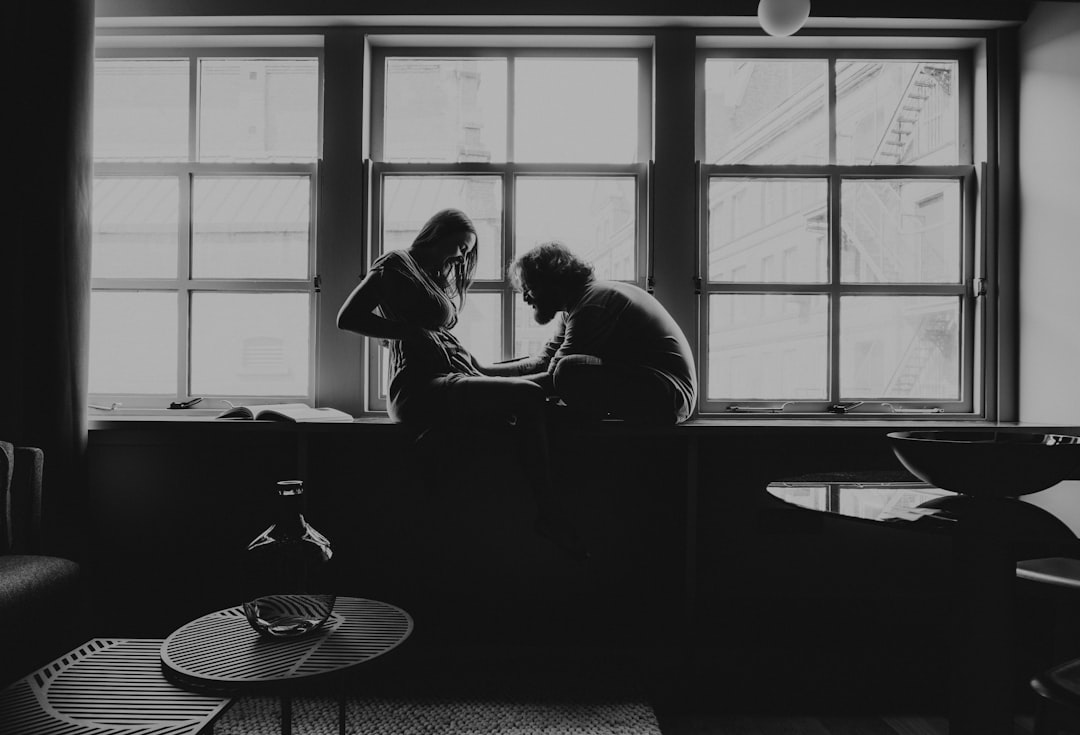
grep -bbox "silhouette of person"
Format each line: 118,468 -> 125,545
505,240 -> 697,424
337,210 -> 587,559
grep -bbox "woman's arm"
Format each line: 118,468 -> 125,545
475,355 -> 548,377
337,270 -> 422,342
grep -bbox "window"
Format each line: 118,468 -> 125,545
90,50 -> 321,408
700,53 -> 976,414
368,47 -> 650,409
88,29 -> 998,421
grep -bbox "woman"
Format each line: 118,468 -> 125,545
337,209 -> 586,560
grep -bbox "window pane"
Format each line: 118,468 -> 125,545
192,176 -> 311,279
190,293 -> 310,396
515,58 -> 638,163
840,296 -> 960,400
836,61 -> 958,165
89,291 -> 177,394
92,177 -> 178,278
453,292 -> 501,367
382,176 -> 503,280
708,178 -> 828,283
199,58 -> 319,162
383,58 -> 507,163
93,59 -> 189,162
704,59 -> 827,165
840,179 -> 961,283
707,294 -> 828,400
515,177 -> 637,281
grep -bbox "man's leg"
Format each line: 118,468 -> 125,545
552,354 -> 677,424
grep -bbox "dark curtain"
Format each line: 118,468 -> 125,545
2,1 -> 94,558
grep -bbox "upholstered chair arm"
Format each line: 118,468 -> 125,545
0,443 -> 46,555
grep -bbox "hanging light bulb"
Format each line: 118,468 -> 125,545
757,0 -> 811,37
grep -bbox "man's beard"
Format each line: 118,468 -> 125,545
532,304 -> 558,325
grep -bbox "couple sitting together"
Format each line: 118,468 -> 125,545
337,208 -> 697,560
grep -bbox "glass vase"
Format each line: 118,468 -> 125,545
243,479 -> 335,638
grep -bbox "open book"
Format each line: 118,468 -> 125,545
217,403 -> 354,422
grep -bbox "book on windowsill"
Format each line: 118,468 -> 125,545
216,403 -> 354,422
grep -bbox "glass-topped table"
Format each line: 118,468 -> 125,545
767,472 -> 1080,735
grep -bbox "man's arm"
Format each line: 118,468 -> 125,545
476,354 -> 548,377
474,316 -> 565,392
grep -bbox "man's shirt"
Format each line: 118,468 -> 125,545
536,280 -> 698,420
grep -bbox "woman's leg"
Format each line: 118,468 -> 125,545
451,376 -> 587,559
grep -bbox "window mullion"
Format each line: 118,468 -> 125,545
503,170 -> 516,361
828,173 -> 842,404
179,54 -> 196,402
828,57 -> 837,165
507,56 -> 516,162
178,169 -> 193,401
827,57 -> 839,405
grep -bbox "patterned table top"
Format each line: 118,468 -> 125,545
160,596 -> 413,692
0,638 -> 232,735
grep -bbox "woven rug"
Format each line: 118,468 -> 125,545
213,695 -> 662,735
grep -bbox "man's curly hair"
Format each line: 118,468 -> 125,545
509,241 -> 595,299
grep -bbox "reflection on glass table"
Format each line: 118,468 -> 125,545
767,474 -> 1080,544
768,479 -> 953,524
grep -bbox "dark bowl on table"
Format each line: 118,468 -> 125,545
887,430 -> 1080,498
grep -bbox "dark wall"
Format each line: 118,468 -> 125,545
86,424 -> 1028,710
94,0 -> 1035,23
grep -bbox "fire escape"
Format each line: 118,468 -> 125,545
806,62 -> 956,396
870,62 -> 952,165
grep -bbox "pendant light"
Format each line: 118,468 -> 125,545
757,0 -> 811,37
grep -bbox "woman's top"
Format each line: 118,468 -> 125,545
369,249 -> 480,421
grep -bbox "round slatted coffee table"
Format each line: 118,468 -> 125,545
161,596 -> 413,735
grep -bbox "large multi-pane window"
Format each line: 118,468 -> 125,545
699,53 -> 976,414
368,48 -> 650,408
90,50 -> 321,409
87,33 -> 993,419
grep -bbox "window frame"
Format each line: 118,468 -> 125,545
89,46 -> 324,411
695,46 -> 982,417
366,44 -> 653,411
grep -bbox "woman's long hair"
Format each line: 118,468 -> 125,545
411,208 -> 479,312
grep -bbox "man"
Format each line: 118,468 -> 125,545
504,241 -> 697,424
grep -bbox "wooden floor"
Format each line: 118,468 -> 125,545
655,713 -> 1037,735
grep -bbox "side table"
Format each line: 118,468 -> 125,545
0,638 -> 232,734
766,473 -> 1080,735
161,596 -> 413,735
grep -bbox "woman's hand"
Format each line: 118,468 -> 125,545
338,271 -> 420,342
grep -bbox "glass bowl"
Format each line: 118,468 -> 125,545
887,430 -> 1080,498
243,594 -> 336,638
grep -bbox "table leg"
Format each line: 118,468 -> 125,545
281,695 -> 292,735
339,673 -> 348,735
950,529 -> 1016,735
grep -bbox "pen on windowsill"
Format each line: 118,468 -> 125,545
169,397 -> 203,410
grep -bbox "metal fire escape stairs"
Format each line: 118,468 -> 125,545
805,63 -> 955,396
883,309 -> 956,396
870,62 -> 950,166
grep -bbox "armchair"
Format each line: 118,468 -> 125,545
0,441 -> 83,687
